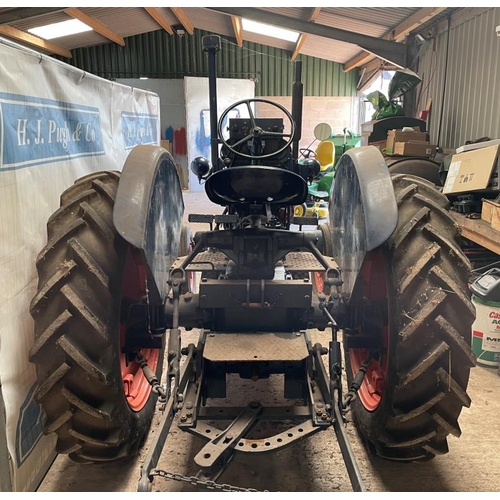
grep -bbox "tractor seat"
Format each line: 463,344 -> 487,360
315,140 -> 335,172
205,166 -> 308,207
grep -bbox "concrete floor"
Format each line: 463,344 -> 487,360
37,340 -> 500,493
37,190 -> 500,493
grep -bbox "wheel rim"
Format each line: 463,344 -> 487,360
348,249 -> 389,412
120,247 -> 159,412
294,204 -> 305,217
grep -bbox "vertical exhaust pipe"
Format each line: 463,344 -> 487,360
202,35 -> 221,172
291,60 -> 303,162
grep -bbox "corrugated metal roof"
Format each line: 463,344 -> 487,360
300,34 -> 362,64
0,6 -> 461,66
316,10 -> 391,38
326,7 -> 419,28
7,7 -> 162,50
81,7 -> 161,38
259,7 -> 312,23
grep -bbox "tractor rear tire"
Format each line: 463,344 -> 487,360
344,173 -> 476,461
179,222 -> 193,256
29,171 -> 164,463
386,157 -> 441,186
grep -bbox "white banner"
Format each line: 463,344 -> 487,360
0,38 -> 160,492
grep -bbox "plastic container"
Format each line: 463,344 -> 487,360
470,269 -> 500,368
471,296 -> 500,367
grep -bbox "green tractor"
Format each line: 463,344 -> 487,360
295,125 -> 360,221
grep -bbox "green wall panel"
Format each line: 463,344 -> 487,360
60,29 -> 358,97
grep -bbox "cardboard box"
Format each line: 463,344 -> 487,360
481,199 -> 500,224
393,141 -> 437,157
176,164 -> 188,190
492,205 -> 500,232
368,140 -> 387,153
456,138 -> 500,154
386,128 -> 427,154
442,145 -> 500,195
161,139 -> 172,153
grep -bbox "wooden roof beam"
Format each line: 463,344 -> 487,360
170,7 -> 194,35
65,8 -> 125,46
309,7 -> 322,22
363,58 -> 385,75
231,15 -> 243,47
0,24 -> 72,58
344,7 -> 447,72
344,51 -> 373,72
144,7 -> 173,35
291,34 -> 306,60
291,7 -> 321,61
391,7 -> 447,42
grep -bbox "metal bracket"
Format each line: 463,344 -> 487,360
194,402 -> 262,470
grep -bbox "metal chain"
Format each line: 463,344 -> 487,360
150,469 -> 265,492
342,354 -> 372,413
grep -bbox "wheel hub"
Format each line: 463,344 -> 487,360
348,249 -> 389,412
120,246 -> 160,412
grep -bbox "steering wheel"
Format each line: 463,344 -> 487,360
218,98 -> 296,160
300,148 -> 316,159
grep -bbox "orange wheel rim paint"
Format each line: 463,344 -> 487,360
349,249 -> 389,412
120,247 -> 159,412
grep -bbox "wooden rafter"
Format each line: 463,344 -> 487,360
391,7 -> 447,41
144,7 -> 173,35
344,51 -> 373,72
309,7 -> 322,22
0,25 -> 72,58
363,58 -> 387,75
170,7 -> 194,35
231,15 -> 243,47
344,7 -> 447,72
65,8 -> 125,46
291,7 -> 321,61
291,34 -> 306,60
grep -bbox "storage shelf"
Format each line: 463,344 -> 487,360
450,211 -> 500,255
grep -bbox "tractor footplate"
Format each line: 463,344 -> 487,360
283,251 -> 336,272
174,250 -> 229,271
174,250 -> 337,273
203,332 -> 308,362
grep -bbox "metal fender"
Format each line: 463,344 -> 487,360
113,145 -> 184,304
329,146 -> 398,303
